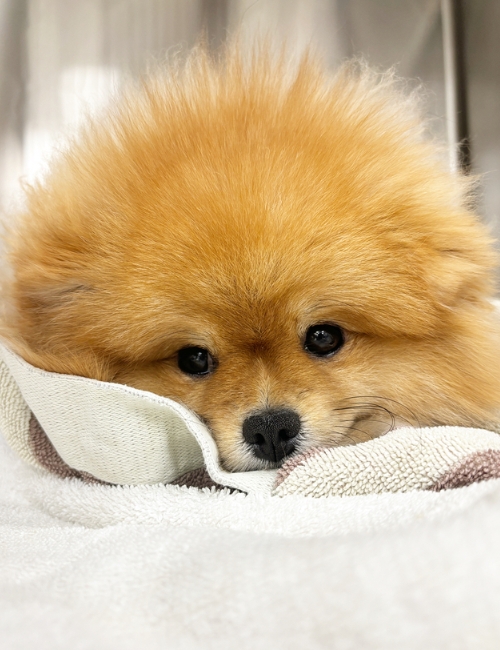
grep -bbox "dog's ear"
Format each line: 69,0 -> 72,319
425,223 -> 497,309
22,282 -> 94,309
8,273 -> 92,339
4,276 -> 116,380
3,243 -> 110,373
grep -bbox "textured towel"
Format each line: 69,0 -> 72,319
274,426 -> 500,497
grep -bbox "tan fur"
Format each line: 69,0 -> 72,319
2,45 -> 500,471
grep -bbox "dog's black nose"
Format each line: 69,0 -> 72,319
242,409 -> 301,463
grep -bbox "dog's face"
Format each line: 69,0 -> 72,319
5,51 -> 500,471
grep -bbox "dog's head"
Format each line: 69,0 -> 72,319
4,48 -> 500,470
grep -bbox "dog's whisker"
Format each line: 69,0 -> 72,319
333,423 -> 389,440
336,418 -> 399,427
331,430 -> 364,446
333,402 -> 414,429
341,396 -> 420,427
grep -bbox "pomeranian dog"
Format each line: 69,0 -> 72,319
2,44 -> 500,472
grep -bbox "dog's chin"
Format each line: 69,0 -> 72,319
220,446 -> 303,473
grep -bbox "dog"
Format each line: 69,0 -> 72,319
2,44 -> 500,472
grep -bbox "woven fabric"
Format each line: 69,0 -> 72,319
0,343 -> 205,484
0,343 -> 277,493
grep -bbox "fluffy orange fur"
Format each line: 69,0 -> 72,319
2,45 -> 500,471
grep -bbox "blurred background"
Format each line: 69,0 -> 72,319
0,0 -> 499,240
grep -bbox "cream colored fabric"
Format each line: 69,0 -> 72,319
0,342 -> 276,493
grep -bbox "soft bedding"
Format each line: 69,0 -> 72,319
2,341 -> 500,648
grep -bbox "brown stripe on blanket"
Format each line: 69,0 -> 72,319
28,415 -> 108,484
171,468 -> 228,491
429,450 -> 500,492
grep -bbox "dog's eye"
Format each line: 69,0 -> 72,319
304,324 -> 344,357
178,347 -> 215,376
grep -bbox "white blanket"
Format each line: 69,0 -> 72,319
0,426 -> 500,650
3,424 -> 500,649
2,342 -> 500,648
